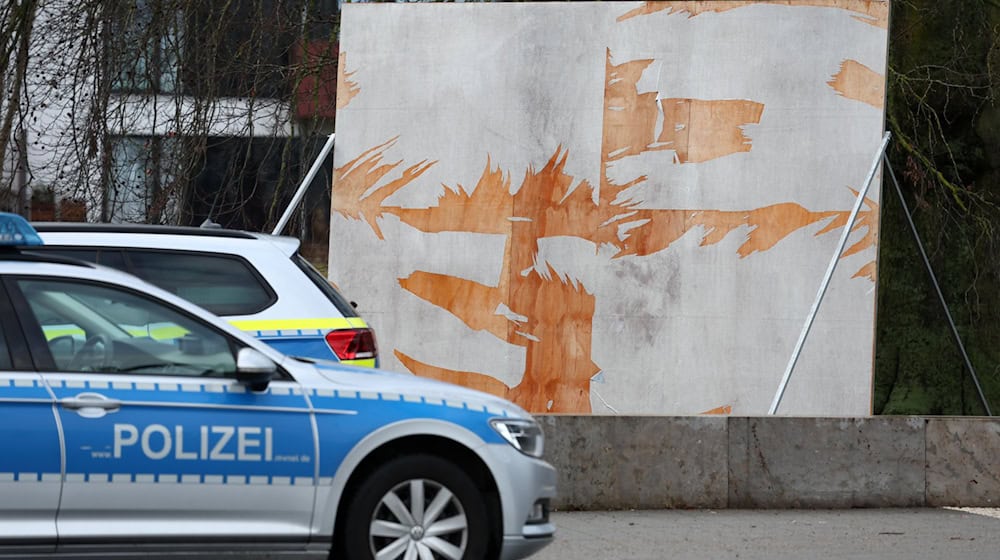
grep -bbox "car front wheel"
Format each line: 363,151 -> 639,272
343,454 -> 489,560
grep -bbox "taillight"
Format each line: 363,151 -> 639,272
325,328 -> 378,361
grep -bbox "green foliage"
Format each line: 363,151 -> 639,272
876,0 -> 1000,415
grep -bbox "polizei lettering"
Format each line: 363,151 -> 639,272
113,424 -> 274,461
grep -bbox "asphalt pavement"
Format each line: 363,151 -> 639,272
533,508 -> 1000,560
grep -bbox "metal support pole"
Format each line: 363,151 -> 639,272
272,133 -> 335,236
884,157 -> 992,416
769,131 -> 891,415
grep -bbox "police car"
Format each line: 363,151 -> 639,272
0,214 -> 555,559
31,222 -> 379,368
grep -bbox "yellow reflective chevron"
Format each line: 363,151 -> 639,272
228,317 -> 376,368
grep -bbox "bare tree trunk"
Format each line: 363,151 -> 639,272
0,0 -> 36,209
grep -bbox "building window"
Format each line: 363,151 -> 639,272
111,0 -> 183,94
107,136 -> 180,224
181,2 -> 297,99
108,1 -> 351,99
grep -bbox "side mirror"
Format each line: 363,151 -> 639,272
236,348 -> 277,392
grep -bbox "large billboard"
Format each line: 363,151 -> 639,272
330,1 -> 889,415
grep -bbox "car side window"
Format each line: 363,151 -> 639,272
0,318 -> 10,370
97,249 -> 127,270
125,250 -> 276,316
43,248 -> 99,263
15,278 -> 238,377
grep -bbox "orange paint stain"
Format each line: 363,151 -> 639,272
608,197 -> 880,283
828,59 -> 885,109
602,51 -> 764,165
600,45 -> 878,276
701,405 -> 733,415
820,191 -> 879,281
658,98 -> 764,163
617,1 -> 888,29
853,260 -> 877,282
603,55 -> 661,162
510,148 -> 622,260
332,137 -> 436,239
816,191 -> 879,261
398,271 -> 509,341
388,152 -> 604,413
396,264 -> 599,414
395,349 -> 511,397
505,266 -> 600,413
336,52 -> 360,109
393,157 -> 514,236
611,203 -> 840,258
618,1 -> 755,22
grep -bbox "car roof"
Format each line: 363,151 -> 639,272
33,222 -> 257,239
33,223 -> 302,257
0,248 -> 97,268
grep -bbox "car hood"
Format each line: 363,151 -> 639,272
294,357 -> 531,420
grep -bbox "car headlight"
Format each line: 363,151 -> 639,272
490,418 -> 544,458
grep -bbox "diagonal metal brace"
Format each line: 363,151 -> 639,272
769,131 -> 891,415
883,156 -> 992,416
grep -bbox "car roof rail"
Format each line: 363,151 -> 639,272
0,250 -> 96,268
32,222 -> 258,240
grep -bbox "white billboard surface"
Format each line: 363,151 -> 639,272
330,1 -> 889,415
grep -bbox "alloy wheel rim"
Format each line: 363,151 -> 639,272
369,478 -> 469,560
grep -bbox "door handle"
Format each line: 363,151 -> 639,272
61,393 -> 122,417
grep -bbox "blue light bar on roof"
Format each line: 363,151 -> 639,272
0,212 -> 44,246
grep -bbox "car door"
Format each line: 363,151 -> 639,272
4,275 -> 317,545
0,280 -> 60,552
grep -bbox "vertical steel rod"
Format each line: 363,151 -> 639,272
273,133 -> 336,236
884,157 -> 992,416
769,132 -> 891,415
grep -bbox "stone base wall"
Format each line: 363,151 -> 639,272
538,416 -> 1000,510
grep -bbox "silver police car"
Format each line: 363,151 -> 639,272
0,214 -> 555,559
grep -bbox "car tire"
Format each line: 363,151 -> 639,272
342,454 -> 489,560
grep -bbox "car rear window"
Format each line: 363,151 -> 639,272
40,247 -> 276,316
293,254 -> 359,318
125,250 -> 277,316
